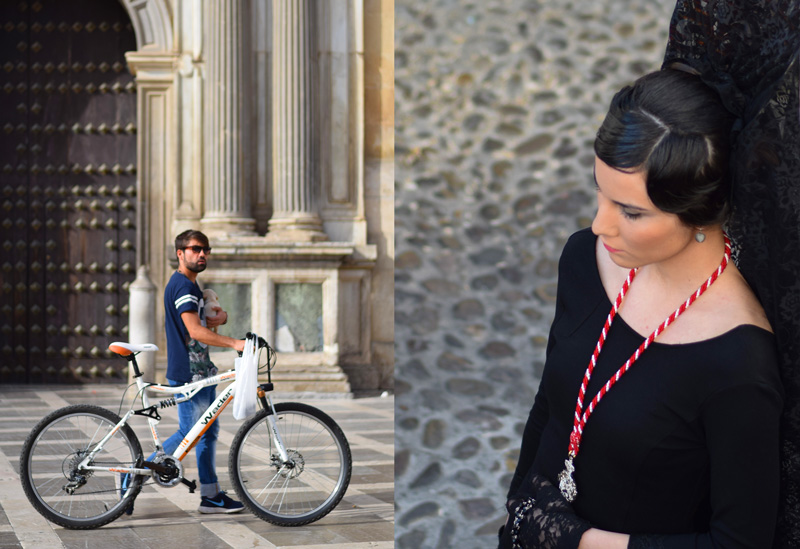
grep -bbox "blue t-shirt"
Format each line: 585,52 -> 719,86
164,271 -> 217,383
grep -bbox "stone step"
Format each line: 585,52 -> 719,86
264,366 -> 352,393
149,359 -> 352,393
267,378 -> 352,394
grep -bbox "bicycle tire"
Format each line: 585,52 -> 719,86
229,402 -> 352,526
19,404 -> 144,529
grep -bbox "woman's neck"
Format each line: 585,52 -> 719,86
637,228 -> 727,295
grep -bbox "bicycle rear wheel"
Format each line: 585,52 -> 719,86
19,404 -> 144,529
229,402 -> 352,526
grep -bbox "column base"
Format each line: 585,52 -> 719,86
265,214 -> 328,242
200,215 -> 256,238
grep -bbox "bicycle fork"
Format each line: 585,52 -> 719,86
258,384 -> 290,463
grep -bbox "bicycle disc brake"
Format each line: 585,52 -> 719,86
271,449 -> 305,479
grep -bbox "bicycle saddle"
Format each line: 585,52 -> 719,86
109,342 -> 159,356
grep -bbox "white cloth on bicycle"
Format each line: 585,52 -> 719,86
233,335 -> 258,420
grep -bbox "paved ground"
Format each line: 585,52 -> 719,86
0,384 -> 393,549
395,0 -> 676,546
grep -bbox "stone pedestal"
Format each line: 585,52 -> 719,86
200,238 -> 377,394
128,265 -> 157,383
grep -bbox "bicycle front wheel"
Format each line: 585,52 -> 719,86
229,402 -> 352,526
19,404 -> 144,529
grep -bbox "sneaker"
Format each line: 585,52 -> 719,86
198,491 -> 244,514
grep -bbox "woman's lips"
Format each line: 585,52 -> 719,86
603,242 -> 621,253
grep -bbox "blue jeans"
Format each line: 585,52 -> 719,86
148,379 -> 220,498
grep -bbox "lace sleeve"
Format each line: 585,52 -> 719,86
504,473 -> 591,549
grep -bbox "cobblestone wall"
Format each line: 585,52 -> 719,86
396,1 -> 676,547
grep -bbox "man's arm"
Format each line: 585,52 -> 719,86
181,311 -> 245,352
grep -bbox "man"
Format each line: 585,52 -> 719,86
159,229 -> 246,513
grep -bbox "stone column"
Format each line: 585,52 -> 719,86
126,51 -> 179,377
266,0 -> 327,242
201,0 -> 255,236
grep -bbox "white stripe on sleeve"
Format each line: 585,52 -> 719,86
175,294 -> 198,309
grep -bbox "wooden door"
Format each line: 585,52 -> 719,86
0,0 -> 137,382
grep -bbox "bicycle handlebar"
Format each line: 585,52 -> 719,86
245,332 -> 269,349
237,333 -> 272,358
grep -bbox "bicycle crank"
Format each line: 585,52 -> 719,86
148,454 -> 184,487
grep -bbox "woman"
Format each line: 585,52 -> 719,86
500,69 -> 783,548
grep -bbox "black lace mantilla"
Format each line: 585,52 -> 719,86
664,1 -> 800,547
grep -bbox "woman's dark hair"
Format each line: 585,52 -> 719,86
594,69 -> 735,227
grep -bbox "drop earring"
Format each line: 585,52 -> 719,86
695,231 -> 706,243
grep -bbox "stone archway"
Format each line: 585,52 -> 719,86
118,0 -> 173,51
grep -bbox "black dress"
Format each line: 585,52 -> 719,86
508,228 -> 784,547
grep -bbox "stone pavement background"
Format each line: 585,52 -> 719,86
395,0 -> 675,547
0,384 -> 393,548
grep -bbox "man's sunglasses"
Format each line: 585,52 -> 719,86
182,246 -> 211,254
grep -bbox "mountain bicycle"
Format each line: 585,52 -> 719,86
19,333 -> 352,530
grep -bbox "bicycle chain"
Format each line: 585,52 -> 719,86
62,478 -> 155,496
64,462 -> 153,496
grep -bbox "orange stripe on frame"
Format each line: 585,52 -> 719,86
177,397 -> 233,461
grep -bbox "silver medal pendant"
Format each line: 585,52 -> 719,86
557,456 -> 577,502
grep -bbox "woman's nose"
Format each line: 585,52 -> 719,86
591,197 -> 614,237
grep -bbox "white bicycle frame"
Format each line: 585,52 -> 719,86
77,346 -> 290,479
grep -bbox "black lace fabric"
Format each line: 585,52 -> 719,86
664,2 -> 800,546
500,473 -> 591,549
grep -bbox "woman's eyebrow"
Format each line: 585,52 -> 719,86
593,168 -> 648,212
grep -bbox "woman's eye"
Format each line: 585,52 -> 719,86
622,209 -> 641,220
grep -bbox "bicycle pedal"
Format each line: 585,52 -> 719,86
181,478 -> 197,493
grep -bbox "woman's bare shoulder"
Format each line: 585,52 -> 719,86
702,265 -> 773,334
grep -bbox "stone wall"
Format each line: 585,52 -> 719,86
124,0 -> 394,392
395,0 -> 676,546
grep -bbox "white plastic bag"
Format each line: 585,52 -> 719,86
233,335 -> 258,420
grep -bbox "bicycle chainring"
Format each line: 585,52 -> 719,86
151,454 -> 184,487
